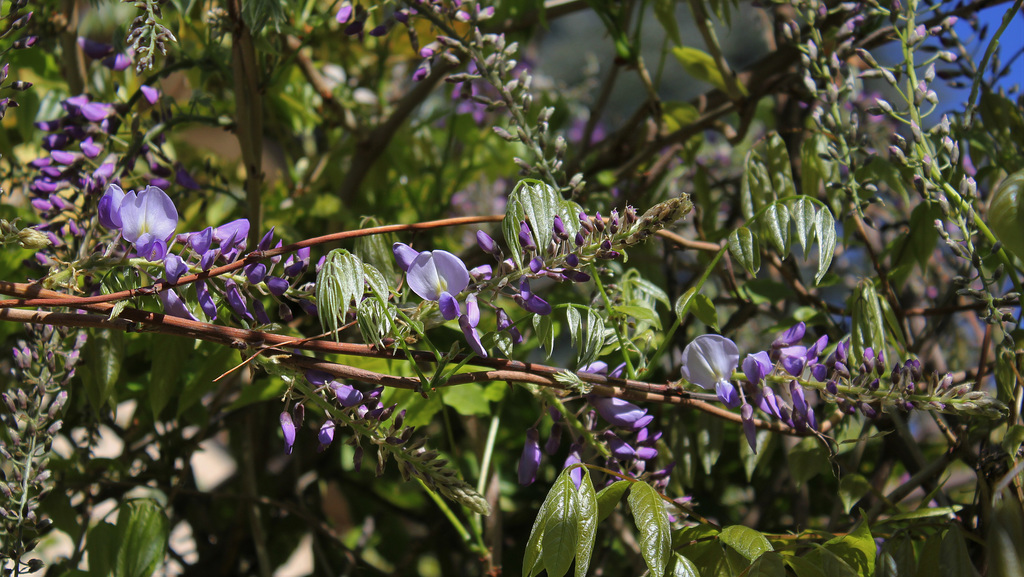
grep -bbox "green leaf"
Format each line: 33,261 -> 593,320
524,475 -> 555,577
668,552 -> 700,577
764,202 -> 791,257
628,481 -> 671,577
698,413 -> 724,474
801,134 -> 827,196
542,469 -> 582,577
877,533 -> 916,577
596,480 -> 630,522
1001,424 -> 1024,456
671,46 -> 747,96
440,384 -> 491,416
354,219 -> 396,281
821,520 -> 874,576
316,249 -> 364,341
615,305 -> 661,327
788,437 -> 828,487
80,328 -> 124,412
114,500 -> 168,577
577,308 -> 605,369
655,0 -> 681,45
87,522 -> 119,577
503,197 -> 527,270
534,313 -> 555,359
148,334 -> 191,419
691,293 -> 719,331
514,179 -> 561,254
939,527 -> 978,577
178,345 -> 237,417
566,305 -> 582,348
989,498 -> 1024,577
719,525 -> 773,562
850,281 -> 887,365
763,133 -> 797,198
675,287 -> 698,320
838,474 -> 872,514
792,196 -> 817,253
813,207 -> 837,284
728,227 -> 761,275
740,153 -> 770,219
746,552 -> 787,577
575,470 -> 598,577
786,555 -> 827,577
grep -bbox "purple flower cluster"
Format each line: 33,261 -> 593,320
279,370 -> 396,468
518,362 -> 669,490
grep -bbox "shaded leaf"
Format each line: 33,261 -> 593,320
534,313 -> 554,360
813,207 -> 836,284
746,551 -> 787,577
148,333 -> 191,419
838,474 -> 872,514
691,293 -> 719,331
81,328 -> 124,412
728,227 -> 761,275
596,480 -> 630,522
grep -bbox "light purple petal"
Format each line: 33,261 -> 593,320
431,250 -> 470,294
459,314 -> 487,357
464,293 -> 480,326
406,252 -> 441,300
280,412 -> 296,454
681,334 -> 739,389
439,291 -> 461,320
164,254 -> 188,283
158,288 -> 197,321
140,85 -> 160,104
98,183 -> 125,229
742,351 -> 772,385
392,242 -> 420,272
519,428 -> 541,485
119,185 -> 177,244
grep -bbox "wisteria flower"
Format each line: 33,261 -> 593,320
117,185 -> 178,261
519,428 -> 541,485
681,334 -> 740,407
402,247 -> 469,304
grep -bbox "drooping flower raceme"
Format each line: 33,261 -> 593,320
681,334 -> 741,407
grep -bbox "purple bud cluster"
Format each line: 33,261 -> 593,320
0,7 -> 35,121
518,361 -> 670,490
278,370 -> 394,464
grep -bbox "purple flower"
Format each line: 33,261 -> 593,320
335,1 -> 353,23
459,294 -> 487,357
141,85 -> 160,104
589,395 -> 653,430
519,428 -> 542,485
516,279 -> 551,315
214,218 -> 249,249
224,280 -> 253,321
280,412 -> 296,454
563,444 -> 584,489
716,382 -> 741,408
119,185 -> 179,261
196,280 -> 217,320
164,254 -> 188,283
772,322 -> 806,349
158,288 -> 197,320
476,230 -> 499,255
392,242 -> 420,272
78,37 -> 114,59
603,431 -> 636,459
779,346 -> 808,376
741,404 -> 757,453
267,276 -> 289,296
681,335 -> 739,391
405,249 -> 469,302
496,308 -> 523,344
98,183 -> 126,229
331,382 -> 364,407
742,351 -> 772,385
317,421 -> 335,452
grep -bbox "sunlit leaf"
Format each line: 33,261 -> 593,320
628,481 -> 671,577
